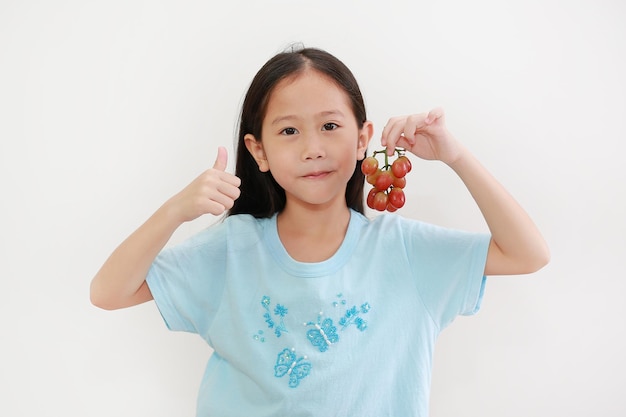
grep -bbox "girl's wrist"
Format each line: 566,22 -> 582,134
158,197 -> 187,229
443,143 -> 471,170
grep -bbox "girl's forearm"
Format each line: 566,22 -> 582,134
90,202 -> 182,310
448,147 -> 550,275
90,151 -> 241,310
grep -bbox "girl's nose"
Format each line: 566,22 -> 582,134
302,133 -> 326,160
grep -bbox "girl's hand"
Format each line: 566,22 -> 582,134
166,146 -> 241,223
380,107 -> 464,166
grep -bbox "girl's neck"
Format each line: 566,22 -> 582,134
276,204 -> 351,263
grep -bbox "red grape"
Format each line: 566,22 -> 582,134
364,148 -> 412,213
391,158 -> 409,178
372,191 -> 388,211
388,187 -> 406,209
392,175 -> 406,189
361,156 -> 379,176
398,156 -> 412,173
375,171 -> 393,191
366,188 -> 377,209
366,169 -> 380,186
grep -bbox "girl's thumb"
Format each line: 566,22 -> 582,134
212,146 -> 228,171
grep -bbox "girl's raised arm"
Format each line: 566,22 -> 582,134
90,147 -> 241,310
445,146 -> 550,275
381,109 -> 550,276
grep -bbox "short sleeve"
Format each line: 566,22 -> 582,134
146,222 -> 229,340
403,219 -> 491,329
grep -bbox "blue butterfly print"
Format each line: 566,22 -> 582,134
274,348 -> 312,388
304,313 -> 339,352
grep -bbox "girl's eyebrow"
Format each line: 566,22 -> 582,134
270,110 -> 345,126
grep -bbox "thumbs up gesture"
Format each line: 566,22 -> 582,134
166,146 -> 242,223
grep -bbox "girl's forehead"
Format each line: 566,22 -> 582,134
266,70 -> 351,112
275,68 -> 334,88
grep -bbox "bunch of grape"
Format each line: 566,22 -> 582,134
361,148 -> 412,212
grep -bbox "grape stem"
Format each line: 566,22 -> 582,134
372,148 -> 405,170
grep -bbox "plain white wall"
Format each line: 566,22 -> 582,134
1,0 -> 625,415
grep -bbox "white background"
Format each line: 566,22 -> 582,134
1,0 -> 625,416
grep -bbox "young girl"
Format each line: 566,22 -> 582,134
91,47 -> 549,416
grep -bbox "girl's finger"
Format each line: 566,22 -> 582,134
425,107 -> 444,124
380,117 -> 398,147
218,171 -> 242,188
217,181 -> 242,201
385,119 -> 407,155
380,117 -> 398,150
404,113 -> 429,141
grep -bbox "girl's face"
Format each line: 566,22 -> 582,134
245,70 -> 372,212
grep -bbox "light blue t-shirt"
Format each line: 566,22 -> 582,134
146,210 -> 490,416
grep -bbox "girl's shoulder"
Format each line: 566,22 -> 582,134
359,212 -> 481,242
352,212 -> 423,245
177,213 -> 269,252
360,211 -> 423,231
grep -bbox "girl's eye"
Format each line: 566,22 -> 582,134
322,123 -> 339,131
281,127 -> 298,135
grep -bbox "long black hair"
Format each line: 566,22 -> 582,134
228,47 -> 367,218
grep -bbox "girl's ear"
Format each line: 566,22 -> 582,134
357,121 -> 374,160
244,134 -> 270,172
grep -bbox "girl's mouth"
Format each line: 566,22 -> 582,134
303,171 -> 330,179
